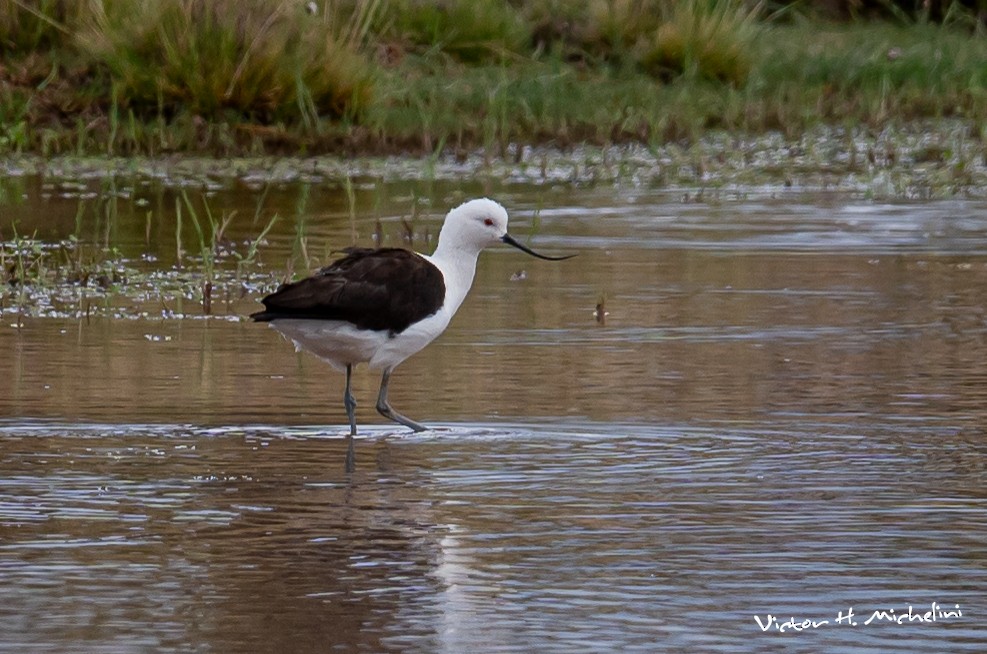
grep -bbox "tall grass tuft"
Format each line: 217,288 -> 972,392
383,0 -> 530,63
0,0 -> 90,53
79,0 -> 376,122
520,0 -> 663,63
640,0 -> 762,85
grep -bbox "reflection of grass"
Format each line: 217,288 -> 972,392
3,1 -> 987,154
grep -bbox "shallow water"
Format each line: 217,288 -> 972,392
2,177 -> 987,652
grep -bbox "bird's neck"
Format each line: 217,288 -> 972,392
427,242 -> 481,316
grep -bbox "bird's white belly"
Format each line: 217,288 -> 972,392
268,319 -> 384,371
268,310 -> 450,372
370,310 -> 450,369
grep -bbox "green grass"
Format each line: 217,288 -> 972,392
640,0 -> 763,85
746,21 -> 987,131
80,0 -> 375,121
383,0 -> 530,63
0,0 -> 89,53
2,0 -> 987,155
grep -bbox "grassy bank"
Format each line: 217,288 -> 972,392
2,0 -> 987,156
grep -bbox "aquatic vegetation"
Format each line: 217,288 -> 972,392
4,120 -> 987,322
0,188 -> 280,321
5,119 -> 987,194
0,230 -> 133,324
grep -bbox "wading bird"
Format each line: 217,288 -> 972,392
251,198 -> 573,471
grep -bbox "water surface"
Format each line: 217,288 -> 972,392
2,178 -> 986,652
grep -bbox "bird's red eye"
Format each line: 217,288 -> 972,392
484,218 -> 494,226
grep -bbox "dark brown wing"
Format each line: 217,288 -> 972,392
250,248 -> 445,334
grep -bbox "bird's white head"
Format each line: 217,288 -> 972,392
437,198 -> 510,253
435,198 -> 574,261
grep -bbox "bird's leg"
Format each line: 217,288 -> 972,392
376,368 -> 428,432
343,364 -> 358,435
343,364 -> 356,472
